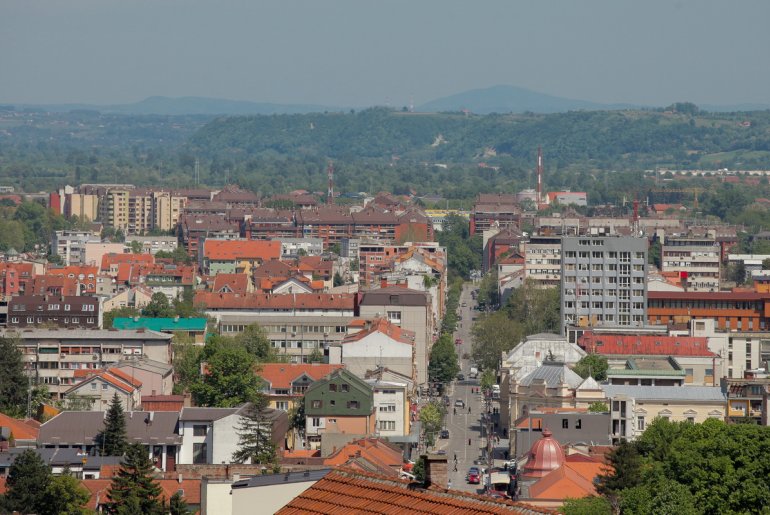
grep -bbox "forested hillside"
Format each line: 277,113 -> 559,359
3,105 -> 770,202
191,106 -> 770,170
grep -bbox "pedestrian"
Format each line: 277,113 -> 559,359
453,463 -> 458,472
468,406 -> 471,414
448,479 -> 453,489
468,438 -> 471,446
453,407 -> 456,415
454,452 -> 457,462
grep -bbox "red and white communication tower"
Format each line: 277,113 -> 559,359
327,161 -> 335,205
536,146 -> 544,206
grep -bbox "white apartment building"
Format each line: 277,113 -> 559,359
524,236 -> 562,288
662,234 -> 720,292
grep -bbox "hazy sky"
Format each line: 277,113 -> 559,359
2,0 -> 769,107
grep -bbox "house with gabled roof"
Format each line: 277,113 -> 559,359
212,273 -> 253,295
304,369 -> 375,452
0,413 -> 40,448
200,239 -> 281,275
258,363 -> 344,413
63,368 -> 143,411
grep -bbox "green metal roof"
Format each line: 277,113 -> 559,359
113,317 -> 207,332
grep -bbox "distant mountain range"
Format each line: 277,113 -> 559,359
9,87 -> 770,115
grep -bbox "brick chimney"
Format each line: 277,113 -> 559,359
422,454 -> 448,488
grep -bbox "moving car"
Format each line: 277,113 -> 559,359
440,429 -> 450,439
457,373 -> 465,381
454,399 -> 465,408
467,467 -> 481,484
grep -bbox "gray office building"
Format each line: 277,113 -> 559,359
561,236 -> 648,335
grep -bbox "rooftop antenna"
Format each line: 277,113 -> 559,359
536,146 -> 543,207
327,161 -> 335,205
194,158 -> 200,186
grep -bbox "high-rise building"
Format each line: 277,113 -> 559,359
561,236 -> 648,334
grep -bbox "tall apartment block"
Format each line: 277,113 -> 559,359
561,236 -> 648,334
524,236 -> 562,288
661,234 -> 720,292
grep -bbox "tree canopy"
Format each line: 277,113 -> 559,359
0,336 -> 29,417
96,392 -> 128,456
106,443 -> 165,515
572,354 -> 609,382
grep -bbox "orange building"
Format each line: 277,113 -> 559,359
647,290 -> 770,331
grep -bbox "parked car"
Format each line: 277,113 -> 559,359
455,337 -> 463,345
454,399 -> 465,408
440,429 -> 450,439
457,373 -> 465,381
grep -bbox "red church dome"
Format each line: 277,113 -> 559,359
522,428 -> 565,478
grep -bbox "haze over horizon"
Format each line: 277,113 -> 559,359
2,0 -> 769,108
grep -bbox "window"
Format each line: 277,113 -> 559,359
379,404 -> 397,412
341,384 -> 349,392
276,401 -> 289,411
311,417 -> 321,427
91,382 -> 97,390
102,383 -> 108,390
329,383 -> 337,392
193,443 -> 207,464
347,400 -> 360,409
637,416 -> 645,431
193,425 -> 208,437
378,420 -> 396,431
685,368 -> 694,383
387,311 -> 401,323
686,417 -> 696,423
311,400 -> 322,409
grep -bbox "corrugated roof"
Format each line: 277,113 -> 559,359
204,239 -> 281,261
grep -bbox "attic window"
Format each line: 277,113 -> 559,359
347,400 -> 359,409
341,384 -> 349,392
329,384 -> 337,392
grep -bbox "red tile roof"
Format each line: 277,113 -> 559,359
0,412 -> 40,441
527,461 -> 604,500
101,253 -> 154,273
342,318 -> 415,346
195,292 -> 356,310
212,273 -> 251,294
81,478 -> 200,510
259,363 -> 344,390
29,275 -> 80,296
323,438 -> 404,477
275,468 -> 553,514
67,368 -> 142,395
578,333 -> 717,357
203,239 -> 281,261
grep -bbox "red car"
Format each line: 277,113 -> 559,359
455,338 -> 463,345
467,467 -> 481,484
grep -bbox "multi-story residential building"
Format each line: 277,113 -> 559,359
602,385 -> 727,442
7,295 -> 101,329
722,372 -> 770,424
339,318 -> 416,385
0,262 -> 34,299
62,368 -> 142,411
358,287 -> 432,386
524,236 -> 562,288
661,234 -> 721,292
470,193 -> 521,236
51,230 -> 102,266
647,290 -> 770,332
178,405 -> 288,465
196,292 -> 357,362
271,237 -> 323,258
178,214 -> 241,258
259,363 -> 344,412
561,236 -> 648,334
1,328 -> 173,398
304,369 -> 376,450
365,379 -> 411,438
125,235 -> 178,255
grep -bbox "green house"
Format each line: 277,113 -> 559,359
304,369 -> 375,449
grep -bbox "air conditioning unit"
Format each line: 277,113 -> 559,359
92,355 -> 98,361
